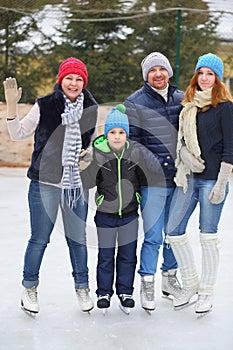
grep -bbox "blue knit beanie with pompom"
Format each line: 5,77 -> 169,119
104,104 -> 129,137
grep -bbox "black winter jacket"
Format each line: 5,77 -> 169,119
82,136 -> 150,217
27,85 -> 98,184
195,101 -> 233,179
124,82 -> 184,187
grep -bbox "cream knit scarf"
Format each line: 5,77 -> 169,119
174,88 -> 212,191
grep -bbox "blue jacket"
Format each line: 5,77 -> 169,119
124,82 -> 184,187
27,85 -> 98,183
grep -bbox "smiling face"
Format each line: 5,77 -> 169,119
107,128 -> 127,152
61,74 -> 84,102
197,67 -> 216,91
147,66 -> 169,90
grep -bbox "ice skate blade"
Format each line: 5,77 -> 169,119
174,299 -> 196,311
82,306 -> 94,314
142,307 -> 154,316
196,308 -> 212,319
21,306 -> 38,319
162,293 -> 173,301
119,303 -> 130,315
99,308 -> 108,316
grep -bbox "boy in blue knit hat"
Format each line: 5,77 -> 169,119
82,104 -> 153,313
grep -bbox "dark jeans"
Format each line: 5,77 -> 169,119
94,212 -> 138,297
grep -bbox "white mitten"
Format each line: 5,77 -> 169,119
180,146 -> 205,173
79,149 -> 93,171
209,162 -> 232,204
3,77 -> 22,119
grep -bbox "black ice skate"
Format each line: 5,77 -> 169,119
118,294 -> 135,315
97,294 -> 111,315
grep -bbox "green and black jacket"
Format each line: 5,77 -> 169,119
82,135 -> 149,217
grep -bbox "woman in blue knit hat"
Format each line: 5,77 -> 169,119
166,53 -> 233,316
82,104 -> 154,313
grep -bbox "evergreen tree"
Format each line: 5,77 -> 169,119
0,0 -> 221,103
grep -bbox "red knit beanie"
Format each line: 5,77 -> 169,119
57,57 -> 88,87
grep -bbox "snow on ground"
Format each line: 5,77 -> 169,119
0,167 -> 233,350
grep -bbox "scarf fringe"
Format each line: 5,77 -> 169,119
61,186 -> 84,209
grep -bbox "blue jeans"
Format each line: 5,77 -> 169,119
138,186 -> 178,276
95,212 -> 138,296
166,177 -> 229,235
23,180 -> 89,289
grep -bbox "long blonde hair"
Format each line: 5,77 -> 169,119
182,71 -> 233,112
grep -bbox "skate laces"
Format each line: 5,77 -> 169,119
142,281 -> 154,301
119,294 -> 132,301
98,294 -> 110,301
76,288 -> 90,302
26,287 -> 38,303
168,274 -> 182,290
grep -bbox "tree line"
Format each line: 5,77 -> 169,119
0,0 -> 221,104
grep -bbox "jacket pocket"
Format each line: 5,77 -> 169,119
96,194 -> 105,207
136,192 -> 142,204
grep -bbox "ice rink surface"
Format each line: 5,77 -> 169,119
0,167 -> 233,350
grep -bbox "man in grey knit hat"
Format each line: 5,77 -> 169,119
124,52 -> 184,313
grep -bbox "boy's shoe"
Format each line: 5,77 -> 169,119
161,269 -> 182,299
97,294 -> 111,309
140,275 -> 156,311
118,294 -> 135,308
21,286 -> 39,313
75,288 -> 94,312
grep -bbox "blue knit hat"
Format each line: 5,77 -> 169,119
195,53 -> 224,81
104,104 -> 129,137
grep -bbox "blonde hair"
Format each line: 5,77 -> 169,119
182,71 -> 233,112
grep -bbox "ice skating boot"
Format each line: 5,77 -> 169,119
118,294 -> 135,315
167,234 -> 199,309
161,269 -> 182,300
97,294 -> 111,308
140,275 -> 156,314
97,294 -> 111,315
195,233 -> 219,317
75,288 -> 94,312
195,295 -> 213,317
21,286 -> 39,317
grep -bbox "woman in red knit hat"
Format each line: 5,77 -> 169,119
3,57 -> 98,316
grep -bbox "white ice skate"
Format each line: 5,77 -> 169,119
21,286 -> 39,318
161,269 -> 182,300
75,288 -> 94,313
140,275 -> 156,315
173,286 -> 198,310
195,295 -> 213,319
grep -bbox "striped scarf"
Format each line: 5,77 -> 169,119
61,93 -> 84,207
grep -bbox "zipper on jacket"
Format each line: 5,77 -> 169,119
114,150 -> 124,217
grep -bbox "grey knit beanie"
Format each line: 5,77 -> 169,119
141,52 -> 173,81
